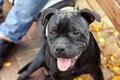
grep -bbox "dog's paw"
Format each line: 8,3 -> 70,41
17,71 -> 29,80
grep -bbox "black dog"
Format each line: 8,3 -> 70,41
17,8 -> 104,80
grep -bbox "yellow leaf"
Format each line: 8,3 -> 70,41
74,77 -> 83,80
110,67 -> 120,73
114,31 -> 120,36
112,75 -> 120,80
3,61 -> 11,67
98,37 -> 105,44
110,56 -> 115,61
90,25 -> 104,32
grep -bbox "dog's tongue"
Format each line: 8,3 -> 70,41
57,58 -> 72,71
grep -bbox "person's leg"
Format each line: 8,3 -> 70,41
0,0 -> 3,12
0,0 -> 4,23
0,0 -> 48,68
0,0 -> 47,43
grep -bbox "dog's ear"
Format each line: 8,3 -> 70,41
40,8 -> 58,26
38,8 -> 58,40
78,8 -> 101,24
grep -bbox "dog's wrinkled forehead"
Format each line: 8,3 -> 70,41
46,10 -> 88,37
48,10 -> 87,26
54,10 -> 84,24
47,10 -> 88,29
56,10 -> 78,18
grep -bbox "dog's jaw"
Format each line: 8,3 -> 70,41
57,52 -> 81,72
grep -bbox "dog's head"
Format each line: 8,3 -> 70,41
40,8 -> 100,71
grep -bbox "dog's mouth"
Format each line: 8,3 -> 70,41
57,53 -> 81,72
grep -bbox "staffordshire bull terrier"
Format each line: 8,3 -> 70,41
17,8 -> 104,80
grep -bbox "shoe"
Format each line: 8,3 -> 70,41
0,9 -> 5,23
0,38 -> 15,69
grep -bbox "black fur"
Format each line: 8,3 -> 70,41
17,8 -> 104,80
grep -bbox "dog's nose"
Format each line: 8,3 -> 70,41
55,47 -> 65,54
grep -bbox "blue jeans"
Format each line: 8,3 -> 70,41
0,0 -> 48,43
0,0 -> 3,9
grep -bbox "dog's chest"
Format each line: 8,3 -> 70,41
53,66 -> 81,80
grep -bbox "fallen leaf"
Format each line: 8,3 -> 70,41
3,61 -> 11,67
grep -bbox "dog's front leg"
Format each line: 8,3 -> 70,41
17,41 -> 47,80
90,67 -> 104,80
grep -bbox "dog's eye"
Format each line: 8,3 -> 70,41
68,31 -> 81,37
49,31 -> 57,36
73,31 -> 80,35
69,26 -> 81,36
